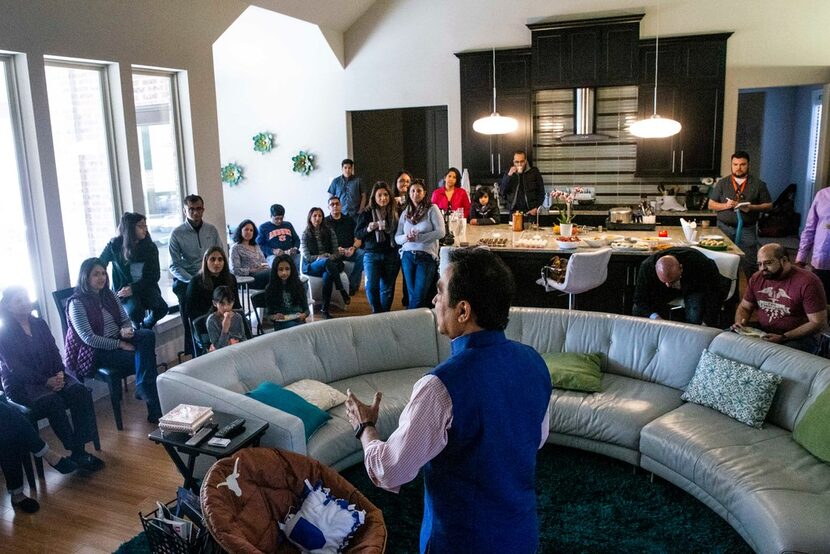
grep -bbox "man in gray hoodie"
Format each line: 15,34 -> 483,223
169,195 -> 222,356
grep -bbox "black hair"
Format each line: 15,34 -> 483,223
184,194 -> 203,206
732,151 -> 750,162
211,285 -> 235,310
474,188 -> 491,203
116,212 -> 147,261
304,207 -> 333,245
232,219 -> 258,245
342,158 -> 354,167
198,246 -> 233,291
446,247 -> 514,330
404,178 -> 432,213
264,254 -> 306,310
444,167 -> 462,188
270,204 -> 285,217
75,257 -> 110,296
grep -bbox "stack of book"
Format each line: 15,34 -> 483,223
158,404 -> 213,434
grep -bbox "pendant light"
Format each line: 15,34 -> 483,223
473,49 -> 519,135
629,12 -> 681,139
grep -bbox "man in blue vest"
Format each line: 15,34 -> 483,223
346,247 -> 552,553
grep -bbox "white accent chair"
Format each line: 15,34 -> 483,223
538,248 -> 613,309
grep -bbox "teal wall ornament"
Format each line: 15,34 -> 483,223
252,132 -> 274,154
291,150 -> 315,176
221,162 -> 244,186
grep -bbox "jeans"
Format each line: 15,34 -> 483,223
123,286 -> 168,329
718,221 -> 758,278
401,250 -> 437,309
304,257 -> 346,310
29,381 -> 96,455
267,252 -> 301,272
364,250 -> 400,313
95,329 -> 160,416
344,248 -> 365,294
0,401 -> 47,495
173,278 -> 192,356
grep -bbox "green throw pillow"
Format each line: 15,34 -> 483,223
793,385 -> 830,463
541,352 -> 603,392
246,381 -> 331,440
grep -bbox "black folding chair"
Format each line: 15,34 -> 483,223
191,309 -> 252,356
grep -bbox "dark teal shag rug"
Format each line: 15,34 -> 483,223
115,445 -> 752,553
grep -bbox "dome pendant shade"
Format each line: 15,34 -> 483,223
473,113 -> 519,135
629,114 -> 681,138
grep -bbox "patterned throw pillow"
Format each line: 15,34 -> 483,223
682,350 -> 782,428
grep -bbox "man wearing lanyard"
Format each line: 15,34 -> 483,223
708,151 -> 772,276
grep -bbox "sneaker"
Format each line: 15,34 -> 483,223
71,452 -> 105,472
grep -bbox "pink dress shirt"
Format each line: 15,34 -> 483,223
363,374 -> 551,493
797,187 -> 830,270
431,187 -> 471,218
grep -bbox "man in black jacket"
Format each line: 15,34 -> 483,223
499,150 -> 546,216
325,196 -> 364,296
632,247 -> 728,326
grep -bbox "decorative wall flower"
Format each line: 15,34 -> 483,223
221,162 -> 244,186
252,132 -> 274,154
291,150 -> 315,176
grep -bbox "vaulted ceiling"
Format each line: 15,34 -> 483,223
248,0 -> 377,33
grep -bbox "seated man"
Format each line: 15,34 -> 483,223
733,243 -> 827,353
632,247 -> 727,326
0,287 -> 103,472
325,195 -> 364,296
256,203 -> 300,269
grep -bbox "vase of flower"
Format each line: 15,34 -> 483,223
550,187 -> 582,235
559,223 -> 574,237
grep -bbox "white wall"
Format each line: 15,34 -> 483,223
343,0 -> 830,177
214,6 -> 348,230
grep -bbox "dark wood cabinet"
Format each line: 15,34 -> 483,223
635,33 -> 731,178
529,14 -> 643,89
457,49 -> 532,182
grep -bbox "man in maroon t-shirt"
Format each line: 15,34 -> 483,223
733,243 -> 827,353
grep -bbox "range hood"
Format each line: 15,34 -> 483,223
560,88 -> 609,143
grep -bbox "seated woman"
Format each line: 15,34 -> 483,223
65,258 -> 162,423
355,181 -> 400,313
396,179 -> 446,309
262,253 -> 309,331
99,212 -> 168,329
0,286 -> 102,472
0,401 -> 78,513
230,219 -> 270,290
206,286 -> 247,350
185,246 -> 240,325
301,207 -> 350,318
431,167 -> 471,218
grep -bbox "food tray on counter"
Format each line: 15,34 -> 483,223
605,220 -> 656,231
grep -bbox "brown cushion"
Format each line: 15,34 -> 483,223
201,448 -> 387,553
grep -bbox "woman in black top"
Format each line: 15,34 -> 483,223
99,212 -> 168,328
185,246 -> 240,324
301,207 -> 349,318
355,181 -> 400,313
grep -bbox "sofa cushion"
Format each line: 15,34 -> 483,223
682,350 -> 782,428
793,384 -> 830,463
541,352 -> 602,392
549,373 -> 684,452
285,379 -> 348,411
246,382 -> 331,440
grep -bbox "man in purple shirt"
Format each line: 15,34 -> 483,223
796,186 -> 830,300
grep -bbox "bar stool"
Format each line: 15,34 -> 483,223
538,248 -> 612,309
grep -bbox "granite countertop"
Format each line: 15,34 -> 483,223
457,223 -> 744,256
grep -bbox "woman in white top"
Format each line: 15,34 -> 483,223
395,179 -> 446,309
230,219 -> 270,290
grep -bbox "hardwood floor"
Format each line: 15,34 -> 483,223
0,283 -> 392,553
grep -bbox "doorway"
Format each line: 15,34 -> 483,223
350,106 -> 449,191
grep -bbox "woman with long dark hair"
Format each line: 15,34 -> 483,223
184,246 -> 240,323
263,253 -> 308,330
99,212 -> 167,329
301,207 -> 349,318
395,179 -> 446,309
230,219 -> 270,290
394,170 -> 412,308
355,181 -> 400,313
64,258 -> 161,422
431,167 -> 470,218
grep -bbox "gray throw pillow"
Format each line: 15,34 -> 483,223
682,349 -> 782,428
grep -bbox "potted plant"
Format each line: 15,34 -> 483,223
550,187 -> 583,236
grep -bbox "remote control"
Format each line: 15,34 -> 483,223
215,418 -> 246,439
207,437 -> 231,448
185,424 -> 216,447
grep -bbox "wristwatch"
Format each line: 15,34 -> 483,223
354,420 -> 375,439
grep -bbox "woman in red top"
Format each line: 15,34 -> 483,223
431,167 -> 471,218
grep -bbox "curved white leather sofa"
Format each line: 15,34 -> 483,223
157,308 -> 830,554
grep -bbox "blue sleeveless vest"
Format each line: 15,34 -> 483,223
421,330 -> 552,553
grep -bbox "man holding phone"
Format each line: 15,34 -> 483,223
499,150 -> 546,216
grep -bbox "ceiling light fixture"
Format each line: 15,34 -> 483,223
473,49 -> 519,135
629,12 -> 681,139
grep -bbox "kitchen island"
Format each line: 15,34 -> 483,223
443,224 -> 743,315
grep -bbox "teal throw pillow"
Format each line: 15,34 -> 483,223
793,384 -> 830,463
541,352 -> 603,393
682,350 -> 782,428
246,381 -> 331,440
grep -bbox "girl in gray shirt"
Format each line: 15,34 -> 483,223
206,286 -> 247,350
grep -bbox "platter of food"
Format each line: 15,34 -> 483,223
698,238 -> 728,251
556,236 -> 581,250
478,237 -> 509,248
610,240 -> 650,252
515,236 -> 548,248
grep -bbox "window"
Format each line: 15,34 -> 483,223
45,61 -> 119,276
807,90 -> 823,190
0,56 -> 38,299
132,70 -> 187,293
